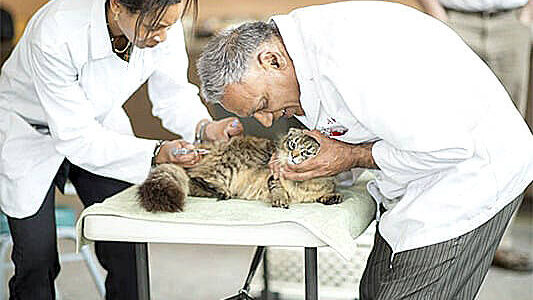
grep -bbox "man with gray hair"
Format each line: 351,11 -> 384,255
197,1 -> 533,299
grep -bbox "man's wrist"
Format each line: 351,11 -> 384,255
349,142 -> 378,169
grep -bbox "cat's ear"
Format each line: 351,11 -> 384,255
258,50 -> 287,71
288,127 -> 301,135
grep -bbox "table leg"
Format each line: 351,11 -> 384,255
261,248 -> 271,300
304,247 -> 318,300
135,243 -> 151,300
223,246 -> 265,300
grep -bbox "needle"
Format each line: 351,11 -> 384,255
172,148 -> 210,156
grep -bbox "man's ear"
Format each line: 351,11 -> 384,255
258,51 -> 287,71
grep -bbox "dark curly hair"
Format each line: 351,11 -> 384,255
111,0 -> 198,44
0,8 -> 14,42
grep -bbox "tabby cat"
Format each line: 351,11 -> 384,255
138,128 -> 343,212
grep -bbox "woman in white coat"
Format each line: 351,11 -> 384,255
0,0 -> 242,298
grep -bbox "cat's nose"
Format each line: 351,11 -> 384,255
291,150 -> 299,157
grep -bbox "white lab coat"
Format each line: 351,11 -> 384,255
0,0 -> 210,218
271,1 -> 533,253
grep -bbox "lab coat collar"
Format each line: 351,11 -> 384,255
90,0 -> 113,60
270,15 -> 320,129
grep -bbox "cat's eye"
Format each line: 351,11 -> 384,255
287,140 -> 296,150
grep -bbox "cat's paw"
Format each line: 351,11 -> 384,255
216,191 -> 231,201
318,193 -> 344,205
271,198 -> 290,209
268,175 -> 290,209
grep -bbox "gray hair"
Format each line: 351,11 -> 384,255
196,21 -> 280,104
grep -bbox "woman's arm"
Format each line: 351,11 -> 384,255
29,41 -> 158,184
147,22 -> 211,142
148,22 -> 244,142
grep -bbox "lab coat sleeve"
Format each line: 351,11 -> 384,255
358,98 -> 475,185
329,53 -> 477,186
148,22 -> 211,142
371,140 -> 474,184
336,81 -> 475,185
29,42 -> 158,184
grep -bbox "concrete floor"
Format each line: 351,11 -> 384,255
1,193 -> 532,300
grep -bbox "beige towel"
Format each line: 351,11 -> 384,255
76,171 -> 376,260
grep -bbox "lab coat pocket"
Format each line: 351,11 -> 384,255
0,112 -> 55,180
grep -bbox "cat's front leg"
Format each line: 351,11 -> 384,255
268,175 -> 290,209
317,192 -> 344,205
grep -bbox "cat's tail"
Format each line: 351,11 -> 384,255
137,164 -> 189,212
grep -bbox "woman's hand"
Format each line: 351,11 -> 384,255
203,117 -> 244,141
156,140 -> 202,168
281,130 -> 376,181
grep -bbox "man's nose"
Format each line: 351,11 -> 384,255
253,112 -> 273,127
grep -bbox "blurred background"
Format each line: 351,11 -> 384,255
0,0 -> 531,299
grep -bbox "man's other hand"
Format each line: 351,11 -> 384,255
204,117 -> 244,141
281,130 -> 376,181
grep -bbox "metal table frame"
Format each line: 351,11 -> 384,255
134,244 -> 319,300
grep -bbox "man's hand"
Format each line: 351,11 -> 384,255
204,117 -> 244,141
281,130 -> 377,181
156,140 -> 202,168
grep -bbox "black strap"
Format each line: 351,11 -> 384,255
30,123 -> 50,135
53,159 -> 71,194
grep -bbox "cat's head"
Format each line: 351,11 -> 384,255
280,128 -> 320,165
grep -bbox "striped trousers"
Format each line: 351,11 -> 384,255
359,195 -> 523,300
